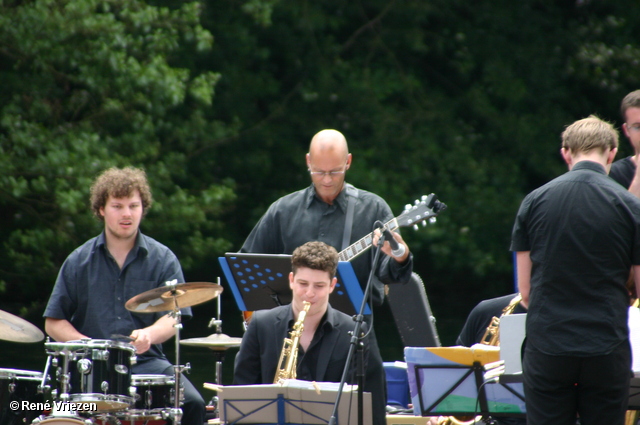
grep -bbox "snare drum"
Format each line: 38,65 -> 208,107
0,368 -> 47,425
45,339 -> 136,412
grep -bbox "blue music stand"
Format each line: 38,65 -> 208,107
218,253 -> 370,316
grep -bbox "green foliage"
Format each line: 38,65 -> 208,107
1,0 -> 639,340
0,0 -> 234,303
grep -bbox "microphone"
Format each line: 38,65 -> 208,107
375,221 -> 406,258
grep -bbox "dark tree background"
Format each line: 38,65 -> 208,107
1,0 -> 639,395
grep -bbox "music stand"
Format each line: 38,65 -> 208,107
404,346 -> 526,419
218,253 -> 370,315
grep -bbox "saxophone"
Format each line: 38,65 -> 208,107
437,294 -> 523,425
273,301 -> 311,384
480,293 -> 523,346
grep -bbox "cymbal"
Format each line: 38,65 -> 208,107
125,282 -> 223,313
180,333 -> 242,350
0,309 -> 45,343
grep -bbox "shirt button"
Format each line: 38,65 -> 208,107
117,297 -> 121,301
117,317 -> 121,320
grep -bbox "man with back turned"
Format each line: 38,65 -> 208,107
511,116 -> 640,425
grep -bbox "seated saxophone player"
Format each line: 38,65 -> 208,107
426,293 -> 528,425
233,241 -> 372,400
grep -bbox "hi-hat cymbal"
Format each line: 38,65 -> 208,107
180,333 -> 243,350
125,282 -> 223,313
0,309 -> 45,343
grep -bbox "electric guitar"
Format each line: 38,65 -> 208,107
338,192 -> 447,262
241,193 -> 447,328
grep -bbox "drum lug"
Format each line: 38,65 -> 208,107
77,358 -> 92,374
114,364 -> 128,375
130,355 -> 137,365
145,389 -> 153,408
129,386 -> 138,398
8,382 -> 16,393
101,380 -> 109,393
93,349 -> 109,361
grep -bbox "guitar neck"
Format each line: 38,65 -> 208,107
338,218 -> 399,262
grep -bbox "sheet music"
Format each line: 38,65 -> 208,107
629,307 -> 640,372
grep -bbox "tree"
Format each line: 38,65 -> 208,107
0,0 -> 235,308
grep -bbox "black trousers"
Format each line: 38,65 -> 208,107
523,340 -> 631,425
133,358 -> 206,425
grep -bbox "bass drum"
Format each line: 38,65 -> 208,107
0,368 -> 47,425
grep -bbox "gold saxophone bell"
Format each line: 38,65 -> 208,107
273,301 -> 311,384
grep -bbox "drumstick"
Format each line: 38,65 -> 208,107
110,333 -> 135,342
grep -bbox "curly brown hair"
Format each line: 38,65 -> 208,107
90,167 -> 153,221
291,241 -> 338,277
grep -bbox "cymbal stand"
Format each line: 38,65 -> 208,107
206,279 -> 224,417
168,285 -> 189,425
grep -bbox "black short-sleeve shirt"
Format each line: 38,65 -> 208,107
511,160 -> 640,356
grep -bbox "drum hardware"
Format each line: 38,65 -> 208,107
0,309 -> 45,343
0,368 -> 49,425
180,281 -> 241,419
125,280 -> 223,425
45,339 -> 137,412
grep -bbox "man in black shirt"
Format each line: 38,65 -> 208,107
241,129 -> 414,425
456,293 -> 527,347
609,90 -> 640,196
511,116 -> 640,425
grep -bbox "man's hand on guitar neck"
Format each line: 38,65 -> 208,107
372,228 -> 410,263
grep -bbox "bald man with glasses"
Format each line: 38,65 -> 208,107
240,129 -> 414,425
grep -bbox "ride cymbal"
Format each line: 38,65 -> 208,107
180,333 -> 242,350
125,282 -> 223,313
0,309 -> 45,343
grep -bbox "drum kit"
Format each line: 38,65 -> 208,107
0,280 -> 243,425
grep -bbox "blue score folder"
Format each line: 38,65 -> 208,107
219,252 -> 371,315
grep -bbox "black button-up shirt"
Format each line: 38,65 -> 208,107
241,183 -> 413,306
44,231 -> 191,361
511,161 -> 640,355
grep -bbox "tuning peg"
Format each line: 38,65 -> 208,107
405,204 -> 412,211
421,195 -> 429,202
429,217 -> 437,224
414,199 -> 420,205
413,224 -> 419,231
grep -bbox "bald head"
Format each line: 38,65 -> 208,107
306,129 -> 352,204
308,129 -> 349,160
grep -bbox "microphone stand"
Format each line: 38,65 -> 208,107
328,227 -> 387,425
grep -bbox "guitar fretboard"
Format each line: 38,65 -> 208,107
338,218 -> 399,262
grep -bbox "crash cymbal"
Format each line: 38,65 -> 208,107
180,333 -> 242,350
0,309 -> 45,343
125,282 -> 223,313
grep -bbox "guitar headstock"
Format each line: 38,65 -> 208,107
396,193 -> 447,229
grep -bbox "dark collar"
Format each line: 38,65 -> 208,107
96,230 -> 148,257
571,160 -> 606,175
303,183 -> 350,213
286,303 -> 339,331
